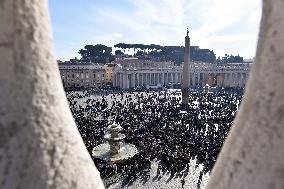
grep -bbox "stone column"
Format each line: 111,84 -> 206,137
175,73 -> 178,84
223,73 -> 227,87
197,72 -> 200,86
121,73 -> 124,89
125,74 -> 129,89
113,73 -> 116,87
145,73 -> 148,85
207,1 -> 284,188
0,1 -> 104,189
230,73 -> 233,87
118,73 -> 121,88
124,73 -> 127,89
132,74 -> 135,88
140,73 -> 143,86
155,73 -> 158,85
117,73 -> 120,87
192,73 -> 196,87
136,73 -> 140,86
203,73 -> 206,86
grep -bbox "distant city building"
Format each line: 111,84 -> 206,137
112,59 -> 252,89
243,58 -> 255,63
104,63 -> 115,85
58,63 -> 105,89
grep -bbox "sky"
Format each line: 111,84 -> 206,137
48,0 -> 262,61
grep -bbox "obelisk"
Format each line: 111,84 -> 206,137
181,28 -> 191,104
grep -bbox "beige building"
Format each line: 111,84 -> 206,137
104,63 -> 115,85
58,63 -> 105,88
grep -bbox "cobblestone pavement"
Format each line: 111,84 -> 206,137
106,159 -> 209,189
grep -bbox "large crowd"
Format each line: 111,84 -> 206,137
66,89 -> 242,186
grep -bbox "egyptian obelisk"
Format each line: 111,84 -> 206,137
181,28 -> 191,104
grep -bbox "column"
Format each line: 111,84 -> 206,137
197,72 -> 200,86
154,73 -> 158,85
126,74 -> 130,88
137,73 -> 140,86
175,73 -> 178,84
119,73 -> 122,88
192,73 -> 196,87
162,72 -> 165,86
113,73 -> 116,87
223,73 -> 227,87
229,73 -> 233,87
132,74 -> 135,88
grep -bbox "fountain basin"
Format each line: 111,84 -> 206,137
92,143 -> 138,162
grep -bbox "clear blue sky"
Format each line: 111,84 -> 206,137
48,0 -> 262,61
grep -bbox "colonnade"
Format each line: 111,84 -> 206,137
113,71 -> 249,89
113,72 -> 182,89
190,72 -> 249,87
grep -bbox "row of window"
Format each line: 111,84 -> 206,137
61,73 -> 105,79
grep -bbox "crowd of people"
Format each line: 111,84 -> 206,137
66,88 -> 242,186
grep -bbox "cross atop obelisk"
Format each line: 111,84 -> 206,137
181,28 -> 191,105
187,27 -> 189,37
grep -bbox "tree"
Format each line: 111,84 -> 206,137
78,44 -> 114,63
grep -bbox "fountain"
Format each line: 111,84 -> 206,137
92,123 -> 138,162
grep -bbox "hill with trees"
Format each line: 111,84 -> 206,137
74,43 -> 243,64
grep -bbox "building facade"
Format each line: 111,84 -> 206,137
113,59 -> 182,89
188,62 -> 251,87
104,63 -> 115,85
113,59 -> 252,89
58,63 -> 105,88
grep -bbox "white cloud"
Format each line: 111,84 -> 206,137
193,0 -> 261,35
206,34 -> 254,43
53,0 -> 262,60
113,33 -> 123,38
96,9 -> 144,31
128,0 -> 184,27
248,8 -> 262,25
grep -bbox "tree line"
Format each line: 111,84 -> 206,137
74,43 -> 243,64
